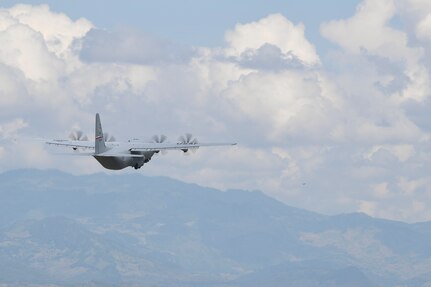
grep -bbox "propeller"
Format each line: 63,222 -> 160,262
69,130 -> 88,141
152,134 -> 167,143
152,134 -> 168,154
69,130 -> 88,151
177,133 -> 199,154
103,132 -> 116,142
178,133 -> 198,145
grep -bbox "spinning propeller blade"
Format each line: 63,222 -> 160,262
152,134 -> 168,154
103,132 -> 116,142
178,133 -> 199,154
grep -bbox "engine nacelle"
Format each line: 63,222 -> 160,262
132,152 -> 155,169
133,160 -> 144,170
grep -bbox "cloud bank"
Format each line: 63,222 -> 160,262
2,1 -> 431,222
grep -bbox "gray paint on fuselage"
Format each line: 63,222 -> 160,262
93,151 -> 156,170
93,156 -> 132,170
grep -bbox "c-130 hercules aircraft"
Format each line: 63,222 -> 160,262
46,113 -> 236,170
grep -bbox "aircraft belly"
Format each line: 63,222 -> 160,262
93,156 -> 132,170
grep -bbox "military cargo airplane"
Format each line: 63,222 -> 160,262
46,113 -> 236,170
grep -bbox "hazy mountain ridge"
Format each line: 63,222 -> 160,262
0,169 -> 430,286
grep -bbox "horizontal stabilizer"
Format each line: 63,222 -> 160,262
51,152 -> 95,156
45,140 -> 95,149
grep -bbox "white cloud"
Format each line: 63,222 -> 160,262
0,4 -> 92,81
221,70 -> 338,142
225,14 -> 320,66
322,1 -> 402,55
322,0 -> 430,103
0,23 -> 64,81
396,0 -> 431,42
7,4 -> 92,56
0,118 -> 28,139
416,14 -> 431,41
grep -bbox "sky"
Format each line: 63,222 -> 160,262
0,0 -> 362,48
1,0 -> 431,222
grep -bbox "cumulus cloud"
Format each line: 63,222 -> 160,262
322,0 -> 430,104
0,4 -> 92,81
7,4 -> 92,55
416,14 -> 431,41
322,1 -> 401,54
221,69 -> 339,143
396,0 -> 431,41
225,13 -> 320,66
2,3 -> 431,222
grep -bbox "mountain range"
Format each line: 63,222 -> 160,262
0,169 -> 430,286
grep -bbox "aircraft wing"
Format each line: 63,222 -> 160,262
46,144 -> 144,158
45,139 -> 236,153
45,139 -> 95,149
129,142 -> 236,152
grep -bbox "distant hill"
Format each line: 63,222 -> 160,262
0,169 -> 430,286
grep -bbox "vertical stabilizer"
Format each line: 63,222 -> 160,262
95,113 -> 106,154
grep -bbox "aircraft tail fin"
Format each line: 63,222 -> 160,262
95,113 -> 107,154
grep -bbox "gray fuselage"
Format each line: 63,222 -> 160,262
93,151 -> 155,170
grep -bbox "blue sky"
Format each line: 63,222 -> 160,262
1,0 -> 361,49
1,0 -> 431,222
